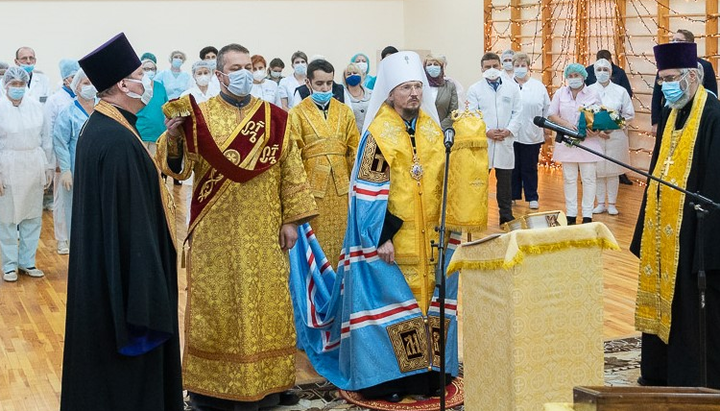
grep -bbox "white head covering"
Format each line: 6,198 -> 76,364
3,66 -> 29,88
70,68 -> 88,94
594,58 -> 611,70
361,51 -> 440,134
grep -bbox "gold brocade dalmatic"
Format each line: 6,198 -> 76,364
636,86 -> 707,343
288,98 -> 360,268
156,95 -> 318,401
369,104 -> 446,313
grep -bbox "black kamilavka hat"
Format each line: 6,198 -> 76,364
79,33 -> 141,93
654,42 -> 697,71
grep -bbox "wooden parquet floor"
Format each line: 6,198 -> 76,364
0,168 -> 645,410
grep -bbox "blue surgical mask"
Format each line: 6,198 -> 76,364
7,86 -> 26,100
346,74 -> 362,87
146,70 -> 156,81
223,69 -> 253,97
172,58 -> 183,69
514,67 -> 528,79
662,80 -> 685,105
207,59 -> 217,71
21,64 -> 34,74
294,63 -> 307,76
426,65 -> 442,78
311,90 -> 333,105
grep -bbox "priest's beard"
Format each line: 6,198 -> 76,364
401,108 -> 420,120
667,79 -> 693,110
668,92 -> 692,110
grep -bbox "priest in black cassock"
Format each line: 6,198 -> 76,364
60,33 -> 183,411
631,41 -> 720,389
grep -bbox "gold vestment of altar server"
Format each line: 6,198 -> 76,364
157,95 -> 318,401
367,104 -> 479,313
288,97 -> 360,268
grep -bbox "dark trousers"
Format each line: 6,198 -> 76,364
511,142 -> 542,202
494,168 -> 514,224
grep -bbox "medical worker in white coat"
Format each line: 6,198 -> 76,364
467,52 -> 523,225
0,67 -> 53,282
587,58 -> 635,216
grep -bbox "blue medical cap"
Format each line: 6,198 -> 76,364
59,59 -> 80,79
564,63 -> 588,79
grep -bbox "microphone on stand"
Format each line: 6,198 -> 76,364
443,127 -> 455,149
532,116 -> 582,141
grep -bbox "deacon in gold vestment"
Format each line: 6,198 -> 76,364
287,59 -> 360,268
159,44 -> 318,409
630,42 -> 720,388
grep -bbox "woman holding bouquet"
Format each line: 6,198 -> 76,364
548,63 -> 602,224
588,58 -> 635,215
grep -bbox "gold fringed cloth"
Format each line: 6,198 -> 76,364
445,109 -> 488,233
448,223 -> 618,411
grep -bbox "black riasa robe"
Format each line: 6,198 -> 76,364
630,92 -> 720,388
60,106 -> 183,411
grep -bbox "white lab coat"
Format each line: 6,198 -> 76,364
467,78 -> 523,169
514,77 -> 551,144
26,71 -> 51,103
251,80 -> 279,103
0,96 -> 52,224
588,82 -> 635,177
276,75 -> 302,108
181,83 -> 220,104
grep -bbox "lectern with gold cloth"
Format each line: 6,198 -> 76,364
447,223 -> 619,411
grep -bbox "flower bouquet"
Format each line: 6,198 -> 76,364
576,104 -> 626,138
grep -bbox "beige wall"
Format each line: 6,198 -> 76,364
404,0 -> 484,101
0,0 -> 406,86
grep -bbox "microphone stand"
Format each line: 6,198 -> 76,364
554,131 -> 719,387
432,134 -> 453,410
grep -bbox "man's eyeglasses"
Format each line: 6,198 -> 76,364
656,73 -> 686,85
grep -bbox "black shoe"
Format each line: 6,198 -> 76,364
566,216 -> 577,225
499,216 -> 515,225
619,174 -> 633,185
278,391 -> 299,406
385,393 -> 403,403
582,217 -> 592,224
174,178 -> 182,186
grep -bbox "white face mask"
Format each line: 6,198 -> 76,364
595,71 -> 611,84
195,74 -> 210,87
483,68 -> 502,81
79,84 -> 97,101
270,70 -> 282,79
125,75 -> 154,105
253,70 -> 266,82
514,67 -> 528,79
502,61 -> 514,71
567,77 -> 585,89
356,61 -> 368,73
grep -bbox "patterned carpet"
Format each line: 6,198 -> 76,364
183,337 -> 641,411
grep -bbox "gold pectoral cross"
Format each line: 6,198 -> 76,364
661,157 -> 674,178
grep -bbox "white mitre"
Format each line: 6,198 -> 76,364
361,51 -> 441,134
